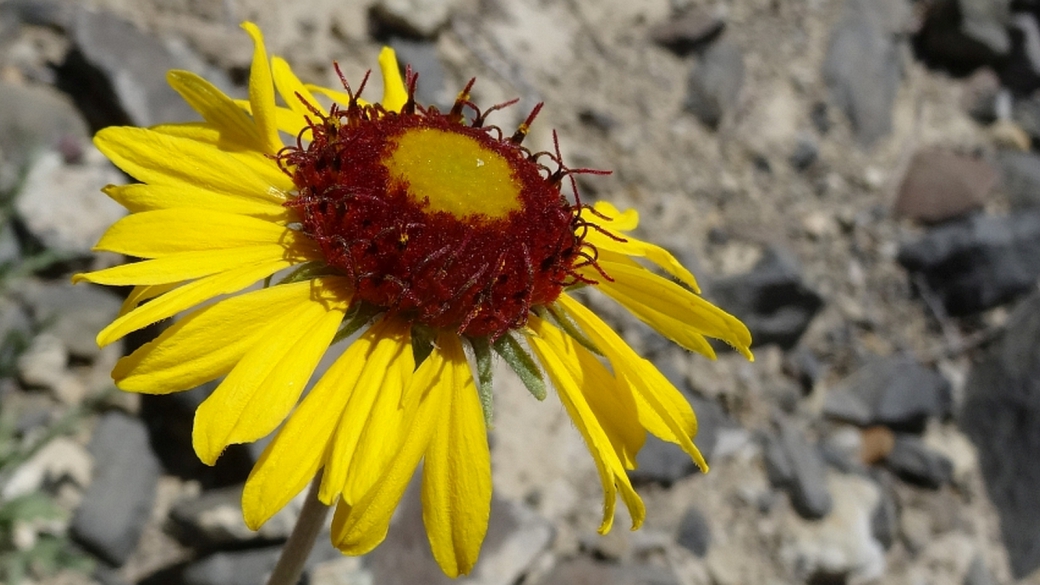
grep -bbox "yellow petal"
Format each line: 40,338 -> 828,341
151,122 -> 295,193
95,208 -> 293,257
103,184 -> 289,222
593,260 -> 752,359
531,311 -> 644,468
166,70 -> 262,149
420,334 -> 491,577
117,283 -> 179,317
556,294 -> 708,471
319,318 -> 413,504
341,329 -> 415,503
242,320 -> 393,530
91,257 -> 298,346
113,279 -> 336,393
77,244 -> 309,286
378,47 -> 408,113
581,203 -> 699,292
271,56 -> 326,118
331,337 -> 451,555
233,99 -> 310,137
595,281 -> 719,360
525,315 -> 645,532
589,201 -> 638,230
130,122 -> 294,192
94,127 -> 289,202
193,278 -> 351,465
305,86 -> 360,108
241,22 -> 281,154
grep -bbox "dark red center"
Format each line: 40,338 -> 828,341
281,101 -> 584,337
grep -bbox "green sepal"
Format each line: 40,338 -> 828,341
469,337 -> 495,428
330,302 -> 382,346
542,304 -> 602,356
493,333 -> 546,401
277,261 -> 338,285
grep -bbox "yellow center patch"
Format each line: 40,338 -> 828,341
384,128 -> 522,219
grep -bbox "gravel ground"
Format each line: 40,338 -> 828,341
2,0 -> 1040,584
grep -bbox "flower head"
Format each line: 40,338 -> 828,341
75,22 -> 752,577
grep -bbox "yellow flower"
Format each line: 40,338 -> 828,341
75,22 -> 752,577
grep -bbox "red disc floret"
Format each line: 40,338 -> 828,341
280,83 -> 592,337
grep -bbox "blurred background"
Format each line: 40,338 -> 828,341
1,0 -> 1039,583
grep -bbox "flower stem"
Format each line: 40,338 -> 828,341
265,473 -> 330,585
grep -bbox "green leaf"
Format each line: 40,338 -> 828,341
1,552 -> 28,585
493,333 -> 546,401
469,337 -> 495,428
0,494 -> 62,526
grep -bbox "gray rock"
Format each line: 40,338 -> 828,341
139,384 -> 258,486
650,7 -> 725,56
0,81 -> 89,194
388,37 -> 447,108
763,420 -> 833,519
1,436 -> 92,501
183,536 -> 340,585
0,221 -> 21,268
915,0 -> 1007,73
16,281 -> 122,360
15,332 -> 66,391
684,40 -> 744,129
819,426 -> 868,474
1012,94 -> 1040,142
897,209 -> 1040,315
630,437 -> 697,486
685,391 -> 728,463
811,101 -> 831,134
959,0 -> 1012,56
14,147 -> 126,256
71,412 -> 161,566
789,137 -> 819,171
870,477 -> 899,549
894,149 -> 996,224
631,393 -> 725,484
308,555 -> 374,585
534,557 -> 680,585
822,0 -> 903,146
998,150 -> 1040,209
963,554 -> 997,585
367,478 -> 554,585
183,547 -> 279,585
961,68 -> 1001,123
169,484 -> 300,548
778,474 -> 886,583
676,506 -> 711,557
0,295 -> 32,372
783,346 -> 825,393
709,247 -> 824,349
883,434 -> 953,489
0,0 -> 75,30
464,499 -> 555,585
63,8 -> 222,128
822,355 -> 952,432
92,564 -> 132,585
1006,91 -> 1040,140
371,0 -> 463,38
961,290 -> 1040,577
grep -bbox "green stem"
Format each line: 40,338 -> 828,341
265,473 -> 330,585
